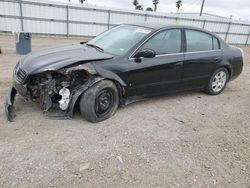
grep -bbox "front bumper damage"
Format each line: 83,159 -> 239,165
5,76 -> 103,122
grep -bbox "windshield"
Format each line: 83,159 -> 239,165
87,25 -> 153,56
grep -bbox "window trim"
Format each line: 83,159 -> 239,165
129,49 -> 222,60
184,29 -> 221,53
129,28 -> 184,59
212,36 -> 221,50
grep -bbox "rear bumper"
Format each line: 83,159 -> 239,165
5,87 -> 17,122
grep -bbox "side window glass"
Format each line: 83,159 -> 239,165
141,29 -> 182,55
213,37 -> 220,50
186,30 -> 213,52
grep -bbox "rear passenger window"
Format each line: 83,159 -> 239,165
185,30 -> 213,52
213,37 -> 220,50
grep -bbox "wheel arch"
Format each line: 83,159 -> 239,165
67,76 -> 126,118
78,78 -> 120,123
105,79 -> 126,106
215,61 -> 233,80
219,65 -> 232,80
63,62 -> 128,116
94,67 -> 127,105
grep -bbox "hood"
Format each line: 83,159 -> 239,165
19,44 -> 114,74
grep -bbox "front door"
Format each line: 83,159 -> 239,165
127,29 -> 185,97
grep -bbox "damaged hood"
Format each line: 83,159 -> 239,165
19,44 -> 114,74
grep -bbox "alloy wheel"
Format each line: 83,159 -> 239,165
211,71 -> 227,92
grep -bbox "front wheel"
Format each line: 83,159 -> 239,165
79,80 -> 119,123
205,67 -> 229,95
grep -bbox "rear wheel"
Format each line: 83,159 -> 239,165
79,80 -> 119,123
205,67 -> 229,95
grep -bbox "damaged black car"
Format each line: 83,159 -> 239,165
5,23 -> 243,123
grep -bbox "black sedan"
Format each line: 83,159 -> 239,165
5,23 -> 244,123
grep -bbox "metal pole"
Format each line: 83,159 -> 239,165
19,0 -> 24,31
224,22 -> 231,42
144,14 -> 147,21
66,5 -> 69,38
200,0 -> 205,16
202,20 -> 206,29
107,10 -> 111,29
245,27 -> 250,45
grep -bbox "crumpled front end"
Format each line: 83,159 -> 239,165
5,63 -> 103,121
5,87 -> 17,121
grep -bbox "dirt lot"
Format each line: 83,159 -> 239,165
0,34 -> 250,188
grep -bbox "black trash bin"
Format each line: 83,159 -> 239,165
15,32 -> 32,55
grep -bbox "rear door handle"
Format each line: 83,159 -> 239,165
175,62 -> 183,67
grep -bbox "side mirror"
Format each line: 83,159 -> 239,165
134,49 -> 156,59
80,41 -> 88,44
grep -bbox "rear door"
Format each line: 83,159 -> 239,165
182,29 -> 222,89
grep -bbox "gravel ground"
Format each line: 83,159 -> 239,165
0,34 -> 250,188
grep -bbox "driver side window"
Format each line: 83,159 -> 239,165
141,29 -> 182,55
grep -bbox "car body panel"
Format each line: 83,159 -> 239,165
19,44 -> 114,75
223,45 -> 243,78
127,54 -> 184,97
182,50 -> 223,89
5,23 -> 244,121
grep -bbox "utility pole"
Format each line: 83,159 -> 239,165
200,0 -> 205,16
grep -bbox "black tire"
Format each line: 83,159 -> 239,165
205,67 -> 229,95
79,80 -> 119,123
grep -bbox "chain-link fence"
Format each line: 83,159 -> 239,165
1,0 -> 250,45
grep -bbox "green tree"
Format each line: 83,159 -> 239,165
132,0 -> 139,9
176,0 -> 182,12
79,0 -> 85,4
146,7 -> 153,11
132,0 -> 143,11
136,5 -> 143,10
152,0 -> 159,12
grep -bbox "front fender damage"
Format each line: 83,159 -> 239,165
5,87 -> 17,122
4,63 -> 104,121
45,76 -> 104,120
67,76 -> 103,117
64,63 -> 97,75
5,61 -> 126,121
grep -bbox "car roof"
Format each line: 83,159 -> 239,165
125,22 -> 223,40
125,22 -> 206,32
127,22 -> 172,30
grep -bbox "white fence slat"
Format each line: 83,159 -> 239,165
226,34 -> 248,44
22,3 -> 66,20
69,23 -> 107,36
23,20 -> 67,34
229,24 -> 249,34
0,17 -> 21,31
69,8 -> 108,23
204,22 -> 228,33
110,13 -> 145,24
0,1 -> 20,16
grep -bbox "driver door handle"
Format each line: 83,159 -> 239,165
215,57 -> 221,62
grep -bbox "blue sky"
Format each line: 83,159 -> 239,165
53,0 -> 250,21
